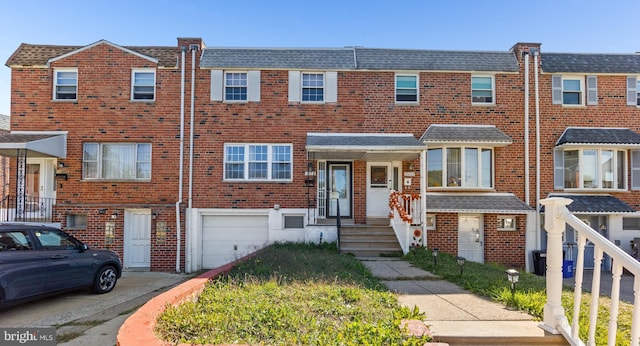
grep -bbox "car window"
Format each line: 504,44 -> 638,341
35,229 -> 78,250
0,231 -> 33,251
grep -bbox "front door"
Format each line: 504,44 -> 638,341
458,215 -> 484,263
124,209 -> 151,269
366,162 -> 394,218
23,158 -> 56,219
327,163 -> 351,218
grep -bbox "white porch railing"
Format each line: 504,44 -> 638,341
541,197 -> 640,346
389,191 -> 422,254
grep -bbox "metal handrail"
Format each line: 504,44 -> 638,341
0,195 -> 55,223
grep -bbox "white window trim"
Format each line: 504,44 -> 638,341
497,216 -> 516,231
628,76 -> 640,107
471,75 -> 495,105
82,142 -> 152,181
560,147 -> 627,191
223,143 -> 293,182
223,71 -> 248,103
427,146 -> 494,189
560,75 -> 585,107
53,68 -> 78,101
301,72 -> 325,103
395,73 -> 419,104
425,214 -> 436,230
131,68 -> 156,101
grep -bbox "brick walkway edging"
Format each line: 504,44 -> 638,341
116,253 -> 257,346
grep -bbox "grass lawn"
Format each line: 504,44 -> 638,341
155,243 -> 432,345
404,247 -> 633,345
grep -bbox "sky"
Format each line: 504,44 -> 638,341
1,0 -> 639,116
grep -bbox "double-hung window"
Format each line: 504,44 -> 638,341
53,68 -> 78,100
131,69 -> 155,101
83,143 -> 151,180
225,72 -> 248,101
395,74 -> 418,103
224,144 -> 292,181
471,76 -> 494,104
555,148 -> 626,190
302,73 -> 324,102
552,75 -> 598,106
427,146 -> 493,188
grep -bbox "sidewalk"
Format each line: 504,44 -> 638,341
358,257 -> 565,345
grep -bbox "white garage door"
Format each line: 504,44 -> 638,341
201,215 -> 269,269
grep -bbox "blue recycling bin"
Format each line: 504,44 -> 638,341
562,260 -> 574,278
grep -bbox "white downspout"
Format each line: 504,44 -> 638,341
534,50 -> 541,250
185,45 -> 198,273
524,52 -> 530,206
175,47 -> 186,273
420,149 -> 427,247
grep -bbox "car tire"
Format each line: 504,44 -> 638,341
91,265 -> 118,294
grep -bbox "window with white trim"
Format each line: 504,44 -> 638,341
395,74 -> 418,103
552,75 -> 597,106
131,69 -> 155,101
628,76 -> 640,106
471,76 -> 494,104
554,147 -> 626,190
427,147 -> 493,188
497,216 -> 516,231
83,143 -> 151,180
426,215 -> 436,230
53,68 -> 78,100
225,72 -> 247,101
302,73 -> 324,102
224,144 -> 292,181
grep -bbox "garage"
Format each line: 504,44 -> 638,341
201,214 -> 269,269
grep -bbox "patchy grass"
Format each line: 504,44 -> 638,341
405,247 -> 633,345
156,243 -> 431,345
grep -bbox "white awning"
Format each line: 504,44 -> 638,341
0,132 -> 67,158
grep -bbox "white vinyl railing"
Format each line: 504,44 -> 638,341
388,191 -> 423,254
541,197 -> 640,346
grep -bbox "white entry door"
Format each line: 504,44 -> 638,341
124,209 -> 151,269
328,163 -> 351,218
366,162 -> 393,217
458,215 -> 484,263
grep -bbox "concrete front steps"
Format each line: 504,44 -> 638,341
430,324 -> 570,346
339,222 -> 403,257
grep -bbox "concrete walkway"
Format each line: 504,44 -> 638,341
358,257 -> 559,344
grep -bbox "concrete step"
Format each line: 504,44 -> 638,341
434,335 -> 569,346
339,225 -> 401,256
429,321 -> 569,345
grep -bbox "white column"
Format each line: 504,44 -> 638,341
539,197 -> 572,334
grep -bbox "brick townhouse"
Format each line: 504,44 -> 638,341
4,38 -> 640,273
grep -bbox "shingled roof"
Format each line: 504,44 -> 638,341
425,193 -> 533,213
419,124 -> 512,145
541,53 -> 640,74
556,127 -> 640,146
6,42 -> 178,68
544,194 -> 636,213
200,47 -> 519,72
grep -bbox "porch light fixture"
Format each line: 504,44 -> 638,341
111,211 -> 118,220
152,212 -> 159,219
58,162 -> 65,168
506,268 -> 520,297
432,248 -> 438,266
455,256 -> 466,275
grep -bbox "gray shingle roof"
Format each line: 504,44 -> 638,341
419,124 -> 512,144
201,48 -> 355,69
200,47 -> 519,72
542,53 -> 640,74
556,128 -> 640,146
425,194 -> 533,213
306,133 -> 422,148
354,48 -> 519,72
545,194 -> 636,213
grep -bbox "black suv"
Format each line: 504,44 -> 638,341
0,223 -> 122,308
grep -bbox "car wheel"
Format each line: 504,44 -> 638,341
92,265 -> 118,294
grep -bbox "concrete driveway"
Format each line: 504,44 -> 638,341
0,271 -> 188,345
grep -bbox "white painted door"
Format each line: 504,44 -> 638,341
366,162 -> 393,217
124,209 -> 151,269
23,158 -> 56,219
201,215 -> 269,269
458,215 -> 484,263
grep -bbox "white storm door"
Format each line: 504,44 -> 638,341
458,215 -> 484,263
366,163 -> 393,217
124,209 -> 151,268
328,163 -> 351,217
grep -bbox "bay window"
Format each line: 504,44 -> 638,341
427,146 -> 493,188
556,148 -> 626,190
